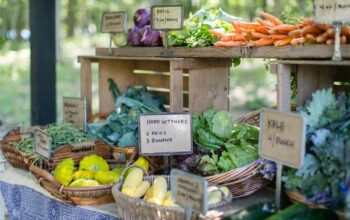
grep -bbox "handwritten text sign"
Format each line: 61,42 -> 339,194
151,5 -> 183,30
34,129 -> 52,160
314,0 -> 350,24
138,113 -> 192,156
101,11 -> 127,33
62,97 -> 87,131
259,109 -> 306,169
171,169 -> 208,214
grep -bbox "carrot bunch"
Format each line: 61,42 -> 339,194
210,11 -> 350,47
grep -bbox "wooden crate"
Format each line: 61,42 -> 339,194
271,60 -> 350,111
78,51 -> 231,116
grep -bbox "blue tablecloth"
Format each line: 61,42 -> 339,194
0,181 -> 118,220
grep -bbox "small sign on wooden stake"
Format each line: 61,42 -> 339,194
101,11 -> 127,33
171,169 -> 208,217
151,5 -> 184,30
138,113 -> 192,156
314,0 -> 350,24
34,129 -> 52,160
62,97 -> 87,131
259,109 -> 306,169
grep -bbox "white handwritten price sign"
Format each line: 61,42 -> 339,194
151,5 -> 183,30
259,109 -> 306,169
34,129 -> 52,160
101,11 -> 127,33
62,97 -> 87,131
314,0 -> 350,24
138,113 -> 192,156
171,169 -> 208,215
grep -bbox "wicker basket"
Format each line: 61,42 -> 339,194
285,190 -> 348,220
29,143 -> 132,206
112,166 -> 233,220
200,110 -> 271,198
0,127 -> 41,170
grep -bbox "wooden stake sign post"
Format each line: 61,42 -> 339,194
259,109 -> 306,210
62,97 -> 87,131
138,113 -> 192,173
101,11 -> 127,55
314,0 -> 350,60
171,169 -> 208,220
151,5 -> 184,49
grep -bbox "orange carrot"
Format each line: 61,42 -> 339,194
221,34 -> 245,42
232,22 -> 243,34
318,24 -> 331,31
316,32 -> 328,43
305,34 -> 317,42
252,32 -> 270,39
341,35 -> 347,44
301,25 -> 321,35
260,11 -> 283,25
256,18 -> 275,28
235,22 -> 261,30
325,28 -> 335,38
250,38 -> 275,46
271,25 -> 298,34
299,18 -> 314,27
341,26 -> 350,37
291,37 -> 306,45
289,29 -> 303,37
255,26 -> 269,34
271,35 -> 289,40
326,38 -> 334,45
274,37 -> 293,46
208,29 -> 224,38
214,41 -> 247,47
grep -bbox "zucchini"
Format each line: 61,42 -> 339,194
224,202 -> 275,220
265,203 -> 309,220
290,208 -> 338,220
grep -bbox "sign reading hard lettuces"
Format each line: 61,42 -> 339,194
34,129 -> 52,160
138,113 -> 192,156
101,11 -> 127,33
314,0 -> 350,24
259,109 -> 306,169
62,97 -> 87,131
170,169 -> 208,214
151,5 -> 184,30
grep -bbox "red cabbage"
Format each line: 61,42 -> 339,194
134,8 -> 150,27
141,25 -> 162,47
127,26 -> 144,46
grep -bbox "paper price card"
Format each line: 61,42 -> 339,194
34,129 -> 52,160
259,109 -> 306,169
138,113 -> 192,156
101,11 -> 127,33
62,97 -> 87,131
314,0 -> 350,24
151,5 -> 183,30
171,169 -> 208,214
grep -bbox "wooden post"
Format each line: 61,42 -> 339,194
276,64 -> 291,111
30,0 -> 56,125
170,61 -> 184,112
80,58 -> 92,116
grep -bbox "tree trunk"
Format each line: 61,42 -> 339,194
66,0 -> 77,37
16,0 -> 27,41
274,0 -> 282,17
262,0 -> 267,12
248,0 -> 255,21
300,0 -> 307,15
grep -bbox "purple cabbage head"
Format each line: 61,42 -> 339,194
127,26 -> 144,46
141,25 -> 163,47
257,159 -> 277,181
134,8 -> 150,27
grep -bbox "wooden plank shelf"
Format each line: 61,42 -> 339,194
96,45 -> 350,59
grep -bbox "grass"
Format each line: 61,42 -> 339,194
0,36 -> 276,126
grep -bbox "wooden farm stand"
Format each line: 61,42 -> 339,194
78,53 -> 232,116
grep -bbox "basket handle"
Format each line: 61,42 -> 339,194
70,141 -> 95,152
29,164 -> 62,189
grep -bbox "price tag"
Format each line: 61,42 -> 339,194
314,0 -> 350,24
171,169 -> 208,214
101,11 -> 127,33
151,5 -> 183,30
138,113 -> 192,156
62,97 -> 87,131
34,129 -> 52,160
259,109 -> 306,169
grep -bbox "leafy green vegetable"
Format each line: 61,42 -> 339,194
280,11 -> 305,25
283,89 -> 350,211
212,111 -> 233,140
168,8 -> 240,47
87,79 -> 165,147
